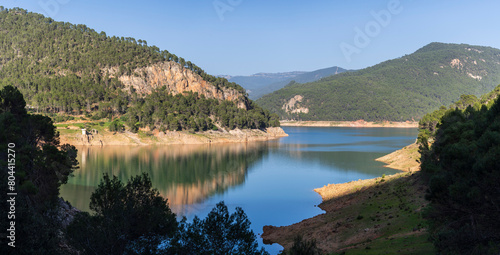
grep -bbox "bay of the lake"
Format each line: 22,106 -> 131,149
60,126 -> 418,254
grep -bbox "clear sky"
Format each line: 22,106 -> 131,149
2,0 -> 500,75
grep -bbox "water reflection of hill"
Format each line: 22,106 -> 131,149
275,145 -> 400,176
60,143 -> 269,213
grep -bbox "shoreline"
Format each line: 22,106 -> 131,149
280,120 -> 418,128
315,142 -> 420,203
375,142 -> 421,172
262,143 -> 429,253
58,126 -> 288,146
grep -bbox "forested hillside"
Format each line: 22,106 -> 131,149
419,84 -> 500,134
257,42 -> 500,121
417,85 -> 500,254
0,7 -> 279,131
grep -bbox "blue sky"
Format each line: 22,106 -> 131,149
2,0 -> 500,75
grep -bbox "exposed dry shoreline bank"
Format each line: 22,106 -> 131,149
281,120 -> 418,128
58,126 -> 288,146
262,143 -> 431,253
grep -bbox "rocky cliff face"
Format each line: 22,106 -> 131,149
282,95 -> 309,114
117,61 -> 248,109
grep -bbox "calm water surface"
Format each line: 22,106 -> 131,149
60,126 -> 418,254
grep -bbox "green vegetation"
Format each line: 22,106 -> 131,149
1,85 -> 269,254
172,201 -> 268,255
67,173 -> 178,254
67,174 -> 269,255
257,42 -> 500,121
266,172 -> 433,255
0,7 -> 279,131
331,234 -> 432,255
125,88 -> 280,132
0,85 -> 78,254
331,174 -> 432,254
418,84 -> 500,141
286,235 -> 320,255
418,92 -> 500,254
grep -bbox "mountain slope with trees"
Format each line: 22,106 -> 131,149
0,7 -> 279,131
257,42 -> 500,121
417,85 -> 500,254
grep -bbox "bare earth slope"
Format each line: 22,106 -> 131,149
262,144 -> 433,254
58,125 -> 287,146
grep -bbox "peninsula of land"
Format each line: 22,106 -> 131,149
57,123 -> 287,146
261,142 -> 433,254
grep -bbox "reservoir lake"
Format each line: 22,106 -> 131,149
60,126 -> 418,254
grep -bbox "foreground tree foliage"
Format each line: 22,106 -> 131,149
419,94 -> 500,254
285,235 -> 320,255
1,87 -> 268,254
169,201 -> 269,255
0,85 -> 78,254
418,85 -> 500,144
67,174 -> 269,255
66,173 -> 178,255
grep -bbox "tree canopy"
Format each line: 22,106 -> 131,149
418,85 -> 500,254
257,43 -> 500,121
67,174 -> 269,255
0,85 -> 78,254
0,7 -> 279,131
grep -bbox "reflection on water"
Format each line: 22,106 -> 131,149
60,127 -> 418,254
61,143 -> 270,214
285,150 -> 390,173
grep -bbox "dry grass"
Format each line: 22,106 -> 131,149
376,143 -> 420,172
262,144 -> 434,254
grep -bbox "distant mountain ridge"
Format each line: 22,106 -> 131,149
223,71 -> 307,81
257,42 -> 500,121
225,66 -> 349,99
223,71 -> 307,94
251,66 -> 350,99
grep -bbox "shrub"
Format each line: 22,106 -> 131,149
109,119 -> 124,132
67,173 -> 177,255
287,235 -> 320,255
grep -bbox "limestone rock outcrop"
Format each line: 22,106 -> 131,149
117,61 -> 249,109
